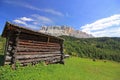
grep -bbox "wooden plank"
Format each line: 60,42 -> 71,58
18,56 -> 61,63
20,58 -> 61,66
17,47 -> 60,52
16,54 -> 62,59
16,51 -> 61,55
17,45 -> 60,50
18,45 -> 60,49
6,54 -> 61,61
18,41 -> 60,47
18,39 -> 60,45
18,43 -> 60,48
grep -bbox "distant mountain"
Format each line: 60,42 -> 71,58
39,25 -> 93,38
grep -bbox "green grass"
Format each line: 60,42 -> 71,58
0,57 -> 120,80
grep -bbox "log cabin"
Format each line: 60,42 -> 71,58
2,22 -> 64,69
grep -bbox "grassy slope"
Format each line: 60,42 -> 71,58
0,57 -> 120,80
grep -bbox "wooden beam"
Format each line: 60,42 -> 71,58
11,30 -> 21,70
60,41 -> 64,64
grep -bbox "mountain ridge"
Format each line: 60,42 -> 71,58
39,25 -> 93,38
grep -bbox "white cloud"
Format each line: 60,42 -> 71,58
31,14 -> 53,24
20,17 -> 34,21
24,5 -> 64,16
81,14 -> 120,37
43,9 -> 64,16
4,0 -> 64,16
13,19 -> 27,25
13,19 -> 40,30
12,14 -> 54,30
92,28 -> 120,37
13,17 -> 34,25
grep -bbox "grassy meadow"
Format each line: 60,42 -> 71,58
0,57 -> 120,80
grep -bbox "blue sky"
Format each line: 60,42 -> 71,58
0,0 -> 120,37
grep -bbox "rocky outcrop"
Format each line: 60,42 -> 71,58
39,25 -> 93,38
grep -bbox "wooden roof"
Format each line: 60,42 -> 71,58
2,22 -> 64,41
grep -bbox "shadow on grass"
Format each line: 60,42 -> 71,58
0,55 -> 4,66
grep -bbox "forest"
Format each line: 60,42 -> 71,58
60,36 -> 120,62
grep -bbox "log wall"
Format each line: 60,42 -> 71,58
4,31 -> 64,67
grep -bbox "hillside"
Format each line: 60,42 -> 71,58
0,36 -> 120,80
39,26 -> 93,38
60,36 -> 120,62
0,57 -> 120,80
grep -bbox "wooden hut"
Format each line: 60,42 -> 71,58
2,22 -> 64,69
